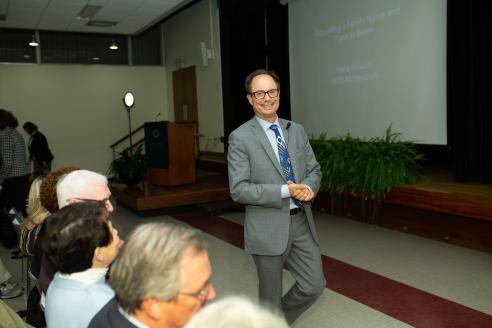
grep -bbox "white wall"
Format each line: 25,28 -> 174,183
162,0 -> 224,152
0,63 -> 168,174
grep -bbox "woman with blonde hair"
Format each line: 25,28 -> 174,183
19,176 -> 51,259
19,176 -> 51,327
26,176 -> 51,225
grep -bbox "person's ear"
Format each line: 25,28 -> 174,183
67,198 -> 78,205
93,247 -> 105,263
140,298 -> 164,320
247,94 -> 254,106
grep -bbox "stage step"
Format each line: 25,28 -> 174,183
111,174 -> 230,212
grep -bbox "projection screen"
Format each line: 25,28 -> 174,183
288,0 -> 447,144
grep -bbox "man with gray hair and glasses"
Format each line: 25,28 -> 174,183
89,221 -> 216,328
57,169 -> 114,212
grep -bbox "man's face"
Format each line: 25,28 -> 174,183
247,74 -> 280,122
97,220 -> 123,267
165,249 -> 216,327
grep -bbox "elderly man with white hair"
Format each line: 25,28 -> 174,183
56,169 -> 114,212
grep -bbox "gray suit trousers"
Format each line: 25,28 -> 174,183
253,211 -> 325,325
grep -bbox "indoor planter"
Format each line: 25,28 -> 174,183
309,125 -> 424,221
109,144 -> 146,186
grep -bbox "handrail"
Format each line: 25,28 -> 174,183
110,124 -> 146,161
110,124 -> 145,149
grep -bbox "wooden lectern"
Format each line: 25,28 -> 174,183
147,122 -> 196,186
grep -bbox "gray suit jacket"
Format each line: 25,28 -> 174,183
228,117 -> 321,255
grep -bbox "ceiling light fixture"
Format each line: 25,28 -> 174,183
109,39 -> 118,50
29,34 -> 38,47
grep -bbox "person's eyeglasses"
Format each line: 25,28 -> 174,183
250,88 -> 279,99
179,282 -> 212,302
71,197 -> 113,208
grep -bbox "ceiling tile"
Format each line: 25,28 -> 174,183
0,0 -> 190,34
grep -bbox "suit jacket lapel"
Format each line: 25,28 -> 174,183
250,118 -> 284,178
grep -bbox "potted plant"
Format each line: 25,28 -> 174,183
109,144 -> 146,186
309,125 -> 424,221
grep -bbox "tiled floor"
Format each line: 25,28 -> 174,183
2,203 -> 491,327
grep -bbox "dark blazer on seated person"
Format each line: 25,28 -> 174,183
89,298 -> 137,328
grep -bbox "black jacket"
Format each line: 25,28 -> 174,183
28,131 -> 53,164
89,298 -> 138,328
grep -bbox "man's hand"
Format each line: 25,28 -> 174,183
287,181 -> 315,202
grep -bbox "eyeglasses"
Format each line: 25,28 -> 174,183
250,88 -> 279,99
71,197 -> 113,209
179,282 -> 212,302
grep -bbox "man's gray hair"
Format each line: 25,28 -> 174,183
56,170 -> 108,209
110,221 -> 207,313
185,296 -> 289,328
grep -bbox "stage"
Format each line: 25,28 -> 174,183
313,167 -> 492,253
112,158 -> 492,252
380,167 -> 492,252
110,173 -> 230,212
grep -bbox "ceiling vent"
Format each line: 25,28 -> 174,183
77,5 -> 102,20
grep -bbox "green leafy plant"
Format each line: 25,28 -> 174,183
309,125 -> 424,201
108,144 -> 146,186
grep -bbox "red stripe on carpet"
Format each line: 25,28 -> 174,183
171,208 -> 492,328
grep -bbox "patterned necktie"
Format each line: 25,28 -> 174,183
270,124 -> 303,208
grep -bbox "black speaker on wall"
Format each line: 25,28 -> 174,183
144,121 -> 169,168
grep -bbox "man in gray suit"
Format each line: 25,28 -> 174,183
228,69 -> 325,324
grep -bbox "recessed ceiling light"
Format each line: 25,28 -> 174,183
92,57 -> 100,61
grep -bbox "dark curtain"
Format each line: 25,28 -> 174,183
448,1 -> 492,183
219,0 -> 290,147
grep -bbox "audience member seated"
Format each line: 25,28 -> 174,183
33,166 -> 79,297
89,222 -> 216,328
20,176 -> 50,268
19,176 -> 50,326
56,169 -> 114,212
37,168 -> 112,297
185,296 -> 289,328
39,167 -> 80,213
42,202 -> 122,328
